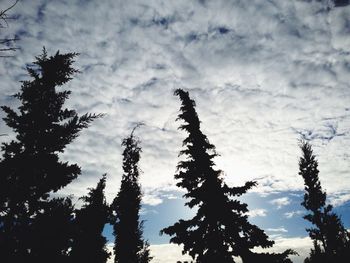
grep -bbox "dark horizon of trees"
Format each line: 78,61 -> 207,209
0,49 -> 349,263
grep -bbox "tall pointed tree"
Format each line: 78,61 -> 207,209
299,141 -> 350,263
30,197 -> 75,263
0,49 -> 100,262
70,174 -> 110,263
111,129 -> 152,263
161,89 -> 294,263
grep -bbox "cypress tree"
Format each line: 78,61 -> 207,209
299,141 -> 350,262
0,49 -> 100,262
161,89 -> 294,263
111,129 -> 152,263
30,197 -> 75,263
70,174 -> 110,263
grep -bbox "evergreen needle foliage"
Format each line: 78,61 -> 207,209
161,89 -> 294,263
30,197 -> 75,263
111,129 -> 152,263
70,174 -> 110,263
299,141 -> 350,263
0,49 -> 100,262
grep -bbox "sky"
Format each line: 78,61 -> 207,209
1,0 -> 350,262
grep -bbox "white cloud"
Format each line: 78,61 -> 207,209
0,1 -> 350,252
266,227 -> 288,233
284,210 -> 305,219
142,193 -> 164,206
247,208 -> 267,218
107,243 -> 192,263
270,197 -> 291,209
265,227 -> 289,240
149,244 -> 192,263
106,243 -> 114,263
328,192 -> 350,207
2,1 -> 350,262
253,236 -> 313,263
135,236 -> 313,263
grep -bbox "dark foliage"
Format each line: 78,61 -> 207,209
30,197 -> 75,263
70,174 -> 110,263
111,130 -> 152,263
161,89 -> 294,263
299,141 -> 350,263
0,49 -> 100,262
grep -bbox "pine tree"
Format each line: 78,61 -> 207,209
0,49 -> 100,262
299,141 -> 350,262
161,89 -> 294,263
70,174 -> 110,263
111,129 -> 152,263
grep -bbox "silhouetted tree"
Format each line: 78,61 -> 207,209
138,240 -> 152,263
70,174 -> 110,263
0,49 -> 100,262
30,197 -> 75,263
299,141 -> 350,263
0,0 -> 19,57
111,129 -> 152,263
161,89 -> 294,263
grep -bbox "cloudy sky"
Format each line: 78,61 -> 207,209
1,0 -> 350,262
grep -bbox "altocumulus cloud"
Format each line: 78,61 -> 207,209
284,210 -> 305,219
247,208 -> 267,218
270,197 -> 291,209
1,0 -> 350,229
253,236 -> 313,263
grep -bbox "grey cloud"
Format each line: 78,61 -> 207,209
1,0 -> 350,208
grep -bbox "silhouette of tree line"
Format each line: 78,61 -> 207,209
0,50 -> 349,263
